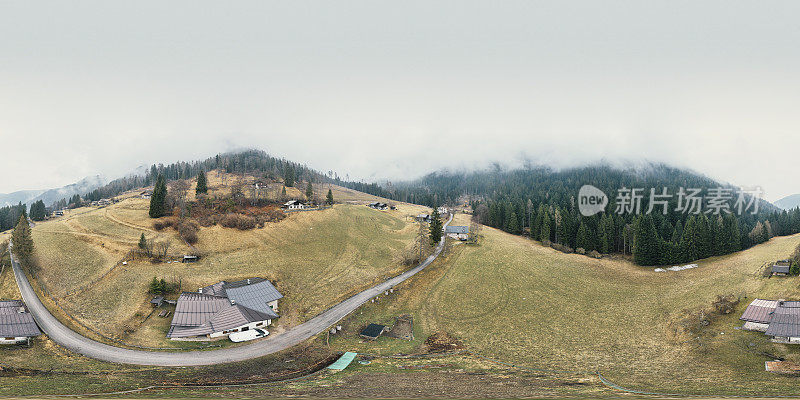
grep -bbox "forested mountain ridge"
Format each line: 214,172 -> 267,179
12,149 -> 798,268
348,162 -> 799,266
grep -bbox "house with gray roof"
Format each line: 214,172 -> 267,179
445,225 -> 470,240
741,299 -> 800,343
0,300 -> 41,344
167,278 -> 282,340
772,261 -> 792,276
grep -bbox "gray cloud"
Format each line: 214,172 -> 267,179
1,1 -> 798,201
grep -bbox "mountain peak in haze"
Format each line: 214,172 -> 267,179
0,175 -> 107,207
774,194 -> 800,210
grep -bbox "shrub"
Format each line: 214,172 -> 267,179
542,239 -> 551,247
712,294 -> 739,315
587,250 -> 602,259
220,213 -> 257,230
153,217 -> 177,231
576,247 -> 586,255
178,220 -> 199,244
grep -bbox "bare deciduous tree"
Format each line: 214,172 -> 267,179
154,241 -> 171,260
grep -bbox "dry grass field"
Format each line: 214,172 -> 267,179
24,178 -> 429,348
330,211 -> 800,396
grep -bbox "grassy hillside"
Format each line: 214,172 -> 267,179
330,212 -> 800,396
25,179 -> 428,348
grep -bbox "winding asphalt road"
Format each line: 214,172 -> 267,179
10,214 -> 452,366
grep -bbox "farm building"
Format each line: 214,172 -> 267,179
445,225 -> 470,240
772,261 -> 792,276
140,190 -> 153,199
741,299 -> 800,343
367,202 -> 389,210
360,323 -> 386,340
0,300 -> 41,345
151,296 -> 165,308
283,200 -> 305,210
167,278 -> 283,340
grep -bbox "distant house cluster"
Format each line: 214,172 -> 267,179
367,202 -> 395,211
0,300 -> 41,345
167,278 -> 283,340
741,299 -> 800,343
91,198 -> 118,207
415,214 -> 432,223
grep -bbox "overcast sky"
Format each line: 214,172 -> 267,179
1,1 -> 798,201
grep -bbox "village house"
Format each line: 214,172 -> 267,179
415,214 -> 432,223
445,225 -> 470,241
140,190 -> 153,199
741,299 -> 800,343
167,278 -> 283,340
0,300 -> 41,345
283,200 -> 305,210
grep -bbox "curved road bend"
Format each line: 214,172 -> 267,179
10,214 -> 452,366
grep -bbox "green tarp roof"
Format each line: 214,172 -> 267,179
328,352 -> 357,371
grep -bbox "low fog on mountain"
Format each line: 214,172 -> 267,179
2,1 -> 800,202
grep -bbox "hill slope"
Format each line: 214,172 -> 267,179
775,193 -> 800,210
331,217 -> 800,396
28,180 -> 428,348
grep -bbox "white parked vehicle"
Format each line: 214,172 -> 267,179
229,328 -> 269,343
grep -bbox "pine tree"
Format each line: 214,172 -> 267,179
658,218 -> 673,242
507,211 -> 520,235
576,221 -> 589,251
195,170 -> 208,195
532,206 -> 545,240
326,189 -> 334,205
724,213 -> 741,253
149,276 -> 161,294
696,214 -> 712,259
11,215 -> 34,266
429,207 -> 443,245
671,220 -> 683,244
558,210 -> 571,246
306,181 -> 314,201
281,186 -> 287,200
138,233 -> 147,250
149,174 -> 168,218
633,215 -> 661,266
540,213 -> 551,242
680,216 -> 698,263
29,200 -> 47,221
284,165 -> 295,187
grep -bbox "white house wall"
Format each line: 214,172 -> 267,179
208,319 -> 272,339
